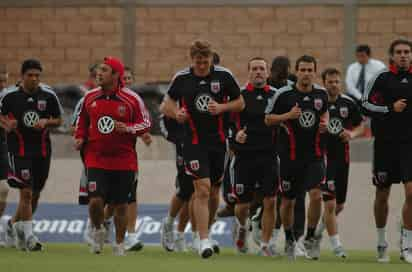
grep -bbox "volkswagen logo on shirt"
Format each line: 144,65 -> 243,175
97,116 -> 115,134
195,93 -> 212,113
23,111 -> 40,128
328,117 -> 343,135
298,110 -> 316,129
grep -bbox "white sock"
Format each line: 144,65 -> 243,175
22,221 -> 33,239
193,231 -> 199,240
404,229 -> 412,249
176,232 -> 184,240
377,227 -> 387,247
260,242 -> 268,248
329,234 -> 342,250
316,221 -> 326,237
271,228 -> 280,243
166,215 -> 175,225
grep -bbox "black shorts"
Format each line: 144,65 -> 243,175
322,158 -> 349,204
222,152 -> 236,204
175,142 -> 194,201
373,140 -> 412,189
7,153 -> 51,193
87,168 -> 135,205
183,143 -> 225,185
280,158 -> 325,200
233,152 -> 279,203
128,175 -> 138,204
0,149 -> 8,180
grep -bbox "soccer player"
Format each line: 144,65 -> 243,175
74,56 -> 151,255
231,57 -> 279,256
1,59 -> 63,251
313,68 -> 365,258
265,55 -> 329,260
160,40 -> 244,258
362,39 -> 412,264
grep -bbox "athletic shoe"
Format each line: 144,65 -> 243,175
295,238 -> 307,257
401,248 -> 412,264
304,238 -> 319,260
191,232 -> 200,253
83,219 -> 93,246
250,220 -> 261,246
235,226 -> 248,254
90,227 -> 106,254
26,235 -> 42,251
113,243 -> 126,256
103,219 -> 113,244
311,235 -> 322,259
333,246 -> 347,259
377,243 -> 390,263
174,234 -> 186,252
285,240 -> 296,261
160,217 -> 174,252
14,222 -> 26,251
124,233 -> 143,251
199,239 -> 213,259
5,220 -> 16,248
209,238 -> 220,254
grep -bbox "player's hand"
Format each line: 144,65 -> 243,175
175,108 -> 187,124
74,138 -> 84,150
393,99 -> 407,113
235,126 -> 247,144
286,103 -> 301,120
115,121 -> 128,133
339,129 -> 352,143
141,132 -> 152,146
33,118 -> 49,130
2,117 -> 17,132
319,117 -> 328,134
208,100 -> 224,115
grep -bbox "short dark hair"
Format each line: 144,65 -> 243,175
271,56 -> 290,73
356,44 -> 371,56
389,39 -> 412,56
321,67 -> 341,82
295,55 -> 317,72
21,59 -> 42,75
248,57 -> 267,71
212,52 -> 220,65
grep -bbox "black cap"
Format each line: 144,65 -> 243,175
21,59 -> 42,75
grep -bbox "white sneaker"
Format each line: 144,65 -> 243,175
103,219 -> 113,244
304,238 -> 318,260
83,219 -> 93,246
285,239 -> 296,261
401,248 -> 412,264
5,220 -> 16,248
209,234 -> 220,254
235,226 -> 248,254
26,235 -> 43,251
90,227 -> 106,254
333,246 -> 347,259
124,233 -> 143,251
191,232 -> 200,253
113,243 -> 126,256
160,218 -> 174,252
13,222 -> 26,251
295,238 -> 307,257
199,239 -> 213,259
377,243 -> 390,263
174,233 -> 186,252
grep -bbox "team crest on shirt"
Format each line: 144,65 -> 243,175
236,184 -> 244,195
327,180 -> 335,192
21,169 -> 31,180
88,181 -> 97,192
210,81 -> 221,94
189,160 -> 200,171
118,105 -> 126,117
339,107 -> 349,118
282,180 -> 291,192
314,98 -> 323,111
37,100 -> 47,111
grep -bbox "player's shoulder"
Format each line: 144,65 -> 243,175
119,87 -> 144,103
1,85 -> 20,100
277,83 -> 294,96
339,94 -> 356,104
213,65 -> 236,79
172,67 -> 192,81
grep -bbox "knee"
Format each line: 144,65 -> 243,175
324,201 -> 336,215
115,204 -> 128,217
89,197 -> 103,209
281,198 -> 294,211
263,197 -> 275,211
309,189 -> 322,203
195,184 -> 210,200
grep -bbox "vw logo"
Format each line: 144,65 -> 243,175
23,111 -> 40,128
97,116 -> 115,134
328,117 -> 343,135
195,93 -> 212,113
298,110 -> 316,129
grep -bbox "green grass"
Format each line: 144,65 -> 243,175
0,244 -> 409,272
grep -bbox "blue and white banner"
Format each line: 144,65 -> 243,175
1,203 -> 235,246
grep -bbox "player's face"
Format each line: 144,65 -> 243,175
248,60 -> 268,87
0,73 -> 8,90
296,62 -> 316,87
97,64 -> 117,89
356,51 -> 369,65
324,73 -> 341,97
192,55 -> 212,77
22,69 -> 41,92
392,43 -> 412,70
123,71 -> 134,87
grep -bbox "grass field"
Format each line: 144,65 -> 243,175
0,244 -> 409,272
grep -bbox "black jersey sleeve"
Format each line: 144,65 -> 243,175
0,94 -> 10,115
349,100 -> 363,127
224,72 -> 241,100
362,70 -> 390,118
167,74 -> 183,101
48,92 -> 64,118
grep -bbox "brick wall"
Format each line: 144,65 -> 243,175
0,5 -> 411,86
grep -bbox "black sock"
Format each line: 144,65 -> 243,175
285,228 -> 295,242
306,227 -> 316,240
